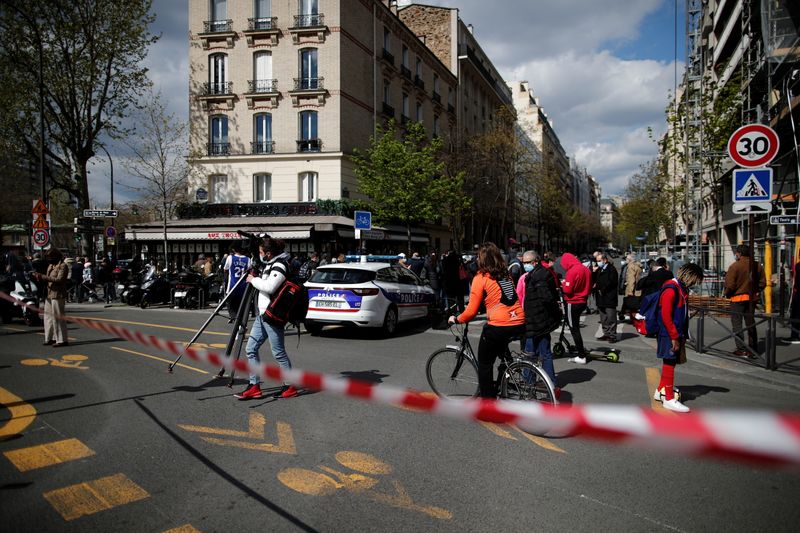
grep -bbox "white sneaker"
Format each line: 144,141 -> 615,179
653,386 -> 681,401
661,398 -> 690,413
568,356 -> 588,365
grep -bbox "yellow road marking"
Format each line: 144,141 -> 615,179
180,412 -> 265,439
43,473 -> 149,521
4,438 -> 95,472
480,422 -> 518,440
645,367 -> 672,414
513,426 -> 566,453
163,525 -> 201,533
335,451 -> 393,475
180,412 -> 297,455
110,347 -> 208,374
0,387 -> 37,440
21,358 -> 50,366
80,316 -> 228,336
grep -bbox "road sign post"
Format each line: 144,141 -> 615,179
354,211 -> 372,255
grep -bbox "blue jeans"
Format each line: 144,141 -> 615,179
245,315 -> 290,385
524,334 -> 557,387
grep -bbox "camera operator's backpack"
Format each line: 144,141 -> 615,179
262,259 -> 309,328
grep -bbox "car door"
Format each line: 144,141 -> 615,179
394,266 -> 425,320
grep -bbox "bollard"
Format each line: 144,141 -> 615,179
765,240 -> 773,313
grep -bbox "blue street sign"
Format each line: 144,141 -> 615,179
354,211 -> 372,230
733,168 -> 772,204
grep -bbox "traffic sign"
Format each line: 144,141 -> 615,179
32,198 -> 49,215
770,215 -> 800,225
32,229 -> 50,248
32,215 -> 49,229
354,211 -> 372,230
727,124 -> 779,168
733,168 -> 771,204
732,203 -> 771,214
83,209 -> 118,218
105,226 -> 116,238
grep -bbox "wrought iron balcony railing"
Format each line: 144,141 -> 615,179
203,19 -> 233,33
293,77 -> 324,91
251,141 -> 275,154
400,65 -> 411,79
381,49 -> 394,65
293,13 -> 324,28
432,92 -> 441,103
297,139 -> 322,152
248,79 -> 278,93
414,76 -> 425,90
248,17 -> 277,31
207,143 -> 231,156
382,102 -> 395,117
202,81 -> 233,95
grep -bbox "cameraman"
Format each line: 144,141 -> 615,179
234,237 -> 298,400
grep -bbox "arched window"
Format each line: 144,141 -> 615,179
252,51 -> 273,92
253,113 -> 273,154
208,115 -> 229,155
298,111 -> 319,152
299,172 -> 318,202
208,53 -> 228,94
299,48 -> 318,89
254,173 -> 271,202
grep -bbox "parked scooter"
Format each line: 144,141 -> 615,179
0,272 -> 41,326
171,268 -> 206,309
123,265 -> 155,306
139,270 -> 172,309
113,264 -> 131,302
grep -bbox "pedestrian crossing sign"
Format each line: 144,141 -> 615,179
733,168 -> 771,204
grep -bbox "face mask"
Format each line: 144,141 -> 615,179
523,263 -> 534,272
259,253 -> 268,263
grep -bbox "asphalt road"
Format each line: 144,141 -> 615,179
1,302 -> 799,532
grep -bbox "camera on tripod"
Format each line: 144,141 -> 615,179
237,230 -> 270,271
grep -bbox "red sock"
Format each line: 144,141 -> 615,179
660,362 -> 675,400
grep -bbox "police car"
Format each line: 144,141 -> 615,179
303,261 -> 435,335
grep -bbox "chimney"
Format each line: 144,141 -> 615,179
467,24 -> 474,34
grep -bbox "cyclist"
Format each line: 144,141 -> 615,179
448,242 -> 525,398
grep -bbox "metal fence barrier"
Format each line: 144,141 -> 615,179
690,305 -> 777,370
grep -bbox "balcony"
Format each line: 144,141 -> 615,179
198,82 -> 234,111
297,139 -> 322,153
289,13 -> 327,43
432,92 -> 441,104
244,79 -> 279,108
400,65 -> 411,80
381,102 -> 395,118
414,76 -> 425,90
243,17 -> 280,46
251,141 -> 275,154
447,103 -> 455,114
289,77 -> 327,106
207,143 -> 230,156
381,48 -> 394,66
400,114 -> 410,126
199,20 -> 235,49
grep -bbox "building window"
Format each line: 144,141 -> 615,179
433,74 -> 440,95
416,102 -> 422,122
210,0 -> 228,31
433,114 -> 440,137
402,45 -> 409,67
211,174 -> 229,203
209,115 -> 229,155
299,171 -> 318,201
299,48 -> 319,89
253,113 -> 273,153
299,0 -> 318,15
298,110 -> 319,152
254,0 -> 271,18
383,81 -> 390,104
416,57 -> 422,78
254,173 -> 271,202
208,53 -> 228,94
252,51 -> 273,92
383,26 -> 390,52
402,93 -> 409,122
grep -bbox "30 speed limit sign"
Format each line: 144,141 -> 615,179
32,229 -> 50,248
727,124 -> 779,168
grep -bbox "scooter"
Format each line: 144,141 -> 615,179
0,272 -> 41,326
113,265 -> 131,302
139,271 -> 172,309
123,266 -> 155,306
172,268 -> 205,309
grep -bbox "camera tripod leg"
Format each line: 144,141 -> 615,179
167,272 -> 249,373
218,282 -> 259,386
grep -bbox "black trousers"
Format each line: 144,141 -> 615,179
477,323 -> 526,398
565,302 -> 587,354
730,300 -> 757,350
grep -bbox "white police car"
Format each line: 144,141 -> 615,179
304,262 -> 435,335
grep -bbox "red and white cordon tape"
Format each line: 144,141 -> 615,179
4,292 -> 800,468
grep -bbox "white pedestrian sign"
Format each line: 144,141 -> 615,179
733,168 -> 771,204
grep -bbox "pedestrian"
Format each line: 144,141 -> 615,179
235,237 -> 298,400
99,257 -> 115,303
516,250 -> 561,394
508,251 -> 523,285
203,256 -> 214,277
594,252 -> 619,343
70,257 -> 84,302
654,263 -> 705,413
408,252 -> 425,277
561,253 -> 592,364
724,244 -> 766,357
636,257 -> 673,296
787,256 -> 800,344
448,242 -> 525,398
297,251 -> 319,283
424,251 -> 442,308
33,248 -> 69,347
441,250 -> 464,313
397,252 -> 409,269
223,243 -> 252,320
621,253 -> 643,321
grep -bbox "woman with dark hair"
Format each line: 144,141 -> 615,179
448,242 -> 525,398
33,248 -> 69,346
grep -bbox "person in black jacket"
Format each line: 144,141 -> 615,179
636,257 -> 673,296
518,251 -> 562,390
594,252 -> 619,343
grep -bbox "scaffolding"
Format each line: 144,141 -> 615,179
684,0 -> 704,265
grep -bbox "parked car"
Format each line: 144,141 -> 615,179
303,262 -> 435,336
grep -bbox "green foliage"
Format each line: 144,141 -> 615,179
617,160 -> 672,246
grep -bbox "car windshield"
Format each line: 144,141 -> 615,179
308,268 -> 376,284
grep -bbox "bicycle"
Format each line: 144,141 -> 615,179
425,321 -> 558,404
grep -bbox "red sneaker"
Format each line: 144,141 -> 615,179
234,384 -> 263,400
273,385 -> 298,399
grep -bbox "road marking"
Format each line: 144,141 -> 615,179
180,412 -> 297,455
4,438 -> 95,472
513,426 -> 567,453
81,316 -> 228,336
480,422 -> 518,440
20,354 -> 89,370
110,347 -> 208,374
43,473 -> 150,521
162,525 -> 201,533
335,451 -> 393,475
0,387 -> 37,441
645,367 -> 672,414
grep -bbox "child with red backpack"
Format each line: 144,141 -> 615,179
654,263 -> 704,413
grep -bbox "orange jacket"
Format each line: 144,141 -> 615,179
457,272 -> 525,326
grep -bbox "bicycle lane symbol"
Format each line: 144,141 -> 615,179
278,450 -> 452,520
20,354 -> 89,370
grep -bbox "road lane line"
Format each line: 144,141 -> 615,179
43,473 -> 150,521
111,347 -> 209,374
163,525 -> 201,533
80,316 -> 229,336
645,367 -> 672,414
0,387 -> 37,440
4,438 -> 95,472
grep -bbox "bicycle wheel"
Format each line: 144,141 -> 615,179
500,361 -> 557,405
426,348 -> 479,399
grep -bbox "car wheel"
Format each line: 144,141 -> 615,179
304,321 -> 323,336
382,306 -> 398,336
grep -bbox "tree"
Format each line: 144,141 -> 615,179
122,92 -> 190,269
0,0 -> 158,218
617,160 -> 671,250
352,121 -> 468,253
532,161 -> 572,251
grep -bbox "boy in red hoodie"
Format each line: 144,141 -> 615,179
560,253 -> 592,364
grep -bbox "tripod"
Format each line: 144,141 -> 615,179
167,268 -> 259,386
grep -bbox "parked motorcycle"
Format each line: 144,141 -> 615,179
113,264 -> 131,302
171,268 -> 206,309
139,271 -> 172,309
0,272 -> 41,326
122,265 -> 155,306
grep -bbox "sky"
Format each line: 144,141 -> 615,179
89,0 -> 684,206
